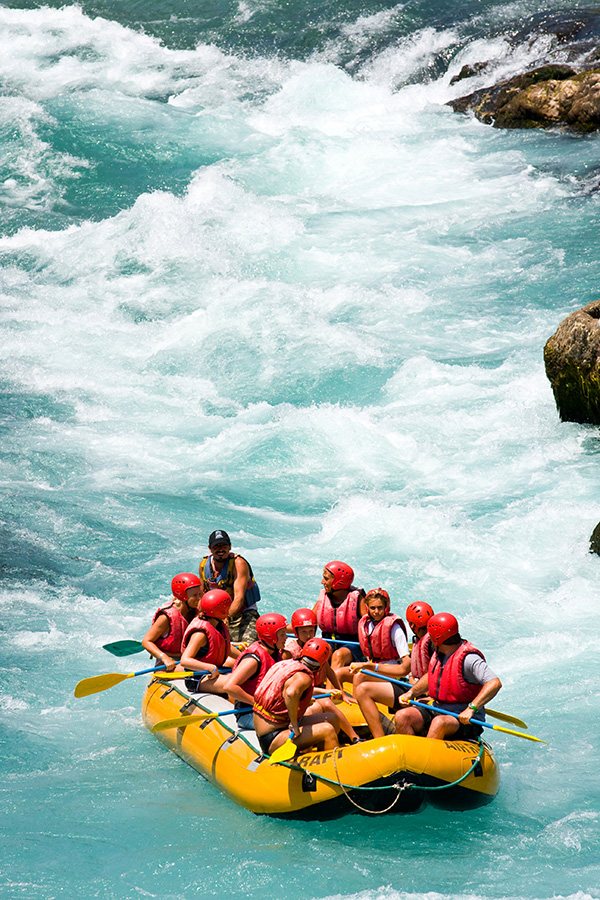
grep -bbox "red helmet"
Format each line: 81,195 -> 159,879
301,637 -> 331,668
325,560 -> 354,591
427,612 -> 459,646
406,601 -> 434,629
200,589 -> 232,620
256,613 -> 288,646
171,572 -> 202,602
291,608 -> 317,631
365,588 -> 390,611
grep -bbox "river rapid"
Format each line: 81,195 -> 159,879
1,1 -> 599,899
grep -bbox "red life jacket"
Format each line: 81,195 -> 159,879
152,601 -> 188,655
253,659 -> 314,725
285,638 -> 327,686
284,637 -> 303,659
232,641 -> 279,697
410,633 -> 433,678
315,587 -> 363,637
428,640 -> 485,704
181,616 -> 230,667
357,614 -> 407,662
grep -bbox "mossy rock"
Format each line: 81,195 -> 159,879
544,299 -> 600,424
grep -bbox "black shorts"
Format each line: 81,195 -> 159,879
258,726 -> 289,756
184,671 -> 212,693
388,682 -> 408,713
415,706 -> 483,741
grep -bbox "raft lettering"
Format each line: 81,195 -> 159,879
297,751 -> 338,767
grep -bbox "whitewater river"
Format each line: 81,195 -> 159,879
1,0 -> 599,898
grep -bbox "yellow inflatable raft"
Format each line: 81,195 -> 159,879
142,676 -> 500,817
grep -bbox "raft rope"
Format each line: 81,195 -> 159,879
152,679 -> 487,813
277,737 -> 487,815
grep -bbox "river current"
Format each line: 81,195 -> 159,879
1,1 -> 599,898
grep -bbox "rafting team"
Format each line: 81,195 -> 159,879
142,529 -> 502,757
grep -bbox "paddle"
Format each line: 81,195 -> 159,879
365,671 -> 545,743
74,664 -> 168,697
405,697 -> 546,743
152,707 -> 252,732
103,639 -> 247,657
152,693 -> 334,734
74,664 -> 228,698
362,669 -> 528,729
152,667 -> 231,681
103,639 -> 145,656
268,730 -> 298,764
286,634 -> 360,647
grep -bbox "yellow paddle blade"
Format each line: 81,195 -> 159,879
423,699 -> 528,731
486,707 -> 528,729
74,671 -> 133,698
152,714 -> 213,732
267,739 -> 297,765
492,724 -> 547,743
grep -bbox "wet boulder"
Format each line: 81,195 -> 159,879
589,521 -> 600,554
448,9 -> 600,131
449,66 -> 600,131
544,300 -> 600,424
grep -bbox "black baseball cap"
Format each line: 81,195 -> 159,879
208,529 -> 231,547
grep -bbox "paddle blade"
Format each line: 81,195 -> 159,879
492,724 -> 547,743
486,707 -> 528,729
152,714 -> 211,732
102,640 -> 144,657
74,672 -> 132,697
268,739 -> 297,764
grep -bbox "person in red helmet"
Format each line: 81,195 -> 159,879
314,560 -> 367,672
283,608 -> 318,660
199,530 -> 260,644
395,612 -> 502,741
346,589 -> 411,740
180,589 -> 240,694
222,613 -> 288,729
253,638 -> 343,756
283,607 -> 361,744
405,601 -> 435,683
142,573 -> 202,671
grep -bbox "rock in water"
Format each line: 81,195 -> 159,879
544,300 -> 600,423
449,67 -> 600,131
589,521 -> 600,554
448,9 -> 600,131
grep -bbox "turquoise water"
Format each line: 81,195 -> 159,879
1,0 -> 599,898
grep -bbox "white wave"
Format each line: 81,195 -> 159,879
0,5 -> 288,106
317,893 -> 600,900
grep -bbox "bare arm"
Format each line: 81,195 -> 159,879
459,677 -> 502,724
283,671 -> 313,735
228,556 -> 250,620
180,632 -> 218,678
222,657 -> 259,706
141,614 -> 177,671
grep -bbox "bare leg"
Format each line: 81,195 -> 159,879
310,697 -> 359,742
333,664 -> 355,688
354,681 -> 396,739
426,714 -> 460,741
268,712 -> 340,753
330,647 -> 353,673
393,707 -> 427,735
